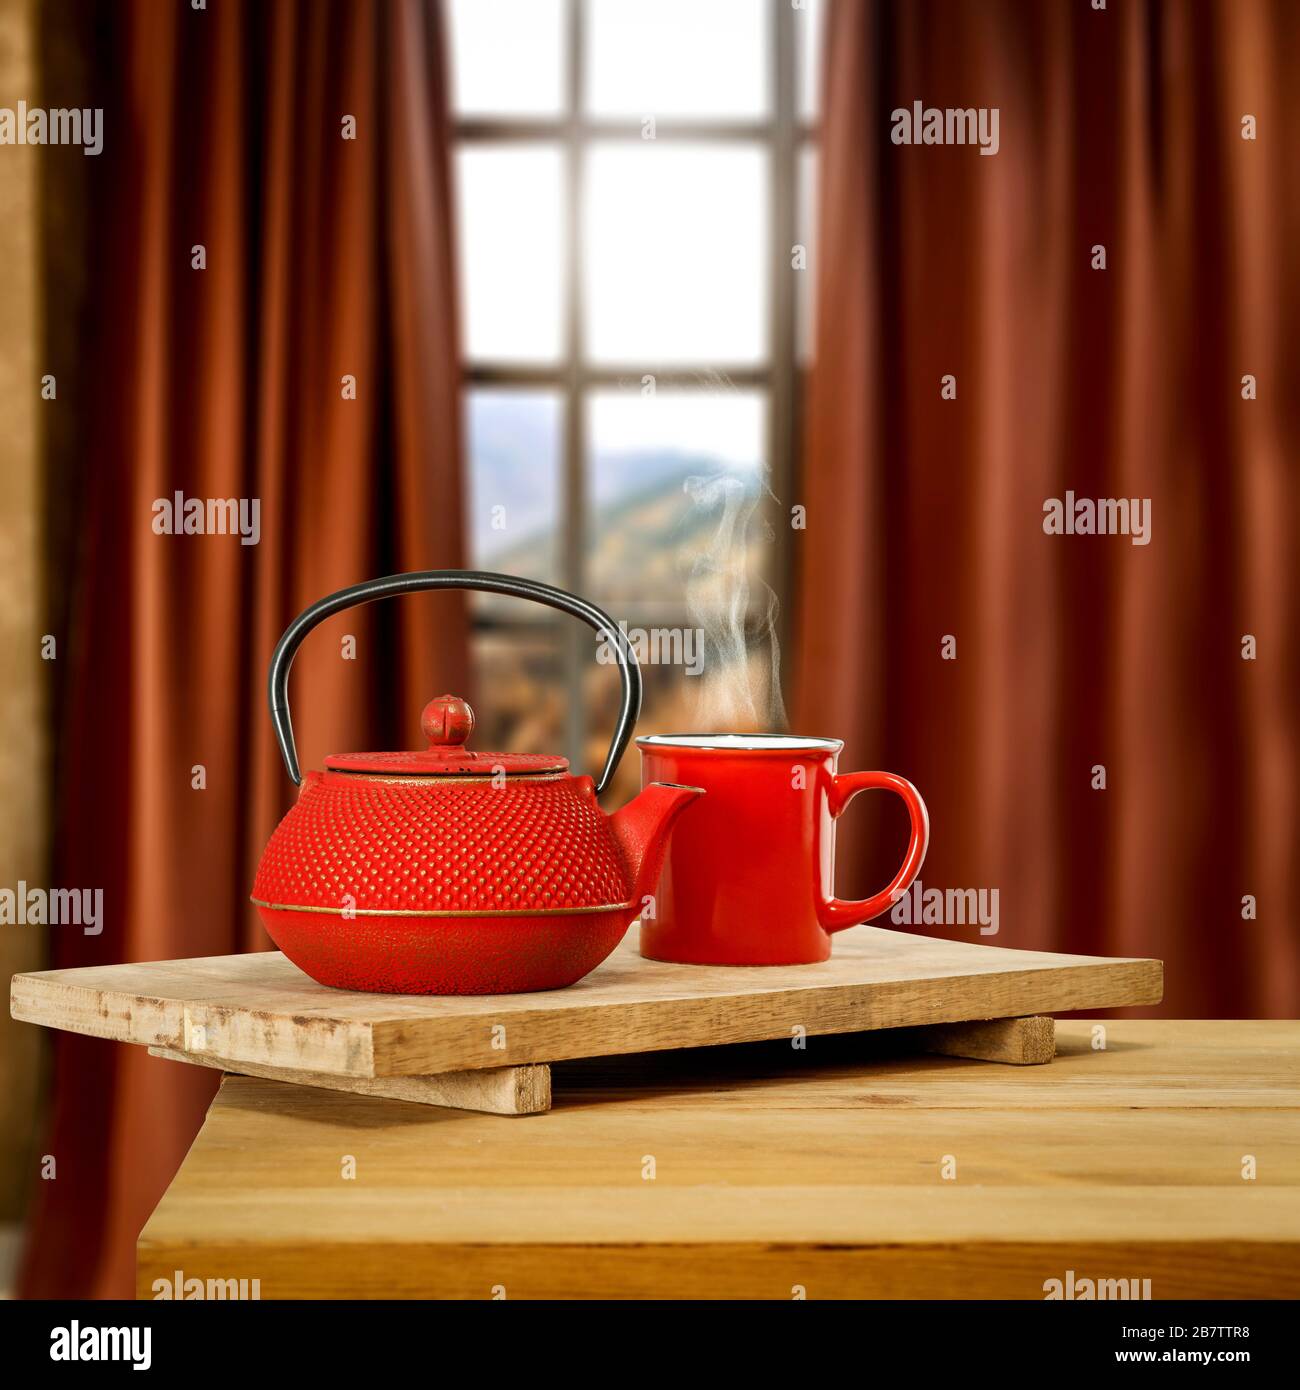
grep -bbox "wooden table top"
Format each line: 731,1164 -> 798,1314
136,1020 -> 1300,1300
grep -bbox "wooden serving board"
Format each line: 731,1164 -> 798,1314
10,926 -> 1162,1114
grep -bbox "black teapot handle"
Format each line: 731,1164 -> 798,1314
268,571 -> 642,796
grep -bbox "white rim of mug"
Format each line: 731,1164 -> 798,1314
636,733 -> 845,753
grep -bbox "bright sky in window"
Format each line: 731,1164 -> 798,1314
456,144 -> 565,362
447,0 -> 566,116
588,390 -> 765,472
583,143 -> 769,365
584,0 -> 768,119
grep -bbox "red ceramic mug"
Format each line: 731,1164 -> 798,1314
636,735 -> 929,965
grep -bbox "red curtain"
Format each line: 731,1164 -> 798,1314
23,0 -> 467,1298
794,0 -> 1299,1018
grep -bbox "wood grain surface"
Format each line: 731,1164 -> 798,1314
148,1047 -> 551,1115
11,926 -> 1161,1078
135,1020 -> 1300,1299
919,1015 -> 1056,1064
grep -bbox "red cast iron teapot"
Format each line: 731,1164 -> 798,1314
252,571 -> 703,995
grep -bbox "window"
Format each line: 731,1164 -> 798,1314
448,0 -> 822,800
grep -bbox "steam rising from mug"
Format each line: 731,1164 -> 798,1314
681,470 -> 788,732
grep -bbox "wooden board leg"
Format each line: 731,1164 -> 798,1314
147,1046 -> 552,1115
913,1015 -> 1056,1066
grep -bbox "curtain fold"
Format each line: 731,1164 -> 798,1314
23,0 -> 467,1299
794,0 -> 1299,1018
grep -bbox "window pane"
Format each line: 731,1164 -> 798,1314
797,0 -> 825,124
465,389 -> 563,613
456,145 -> 564,362
447,0 -> 566,117
586,388 -> 768,615
586,389 -> 781,773
584,0 -> 768,119
473,626 -> 567,756
584,143 -> 768,365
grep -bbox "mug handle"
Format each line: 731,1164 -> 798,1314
817,771 -> 930,932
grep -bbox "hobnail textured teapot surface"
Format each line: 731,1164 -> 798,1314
252,695 -> 635,916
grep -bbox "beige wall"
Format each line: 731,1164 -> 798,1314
0,0 -> 49,1222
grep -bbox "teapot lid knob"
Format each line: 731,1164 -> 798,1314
421,694 -> 475,748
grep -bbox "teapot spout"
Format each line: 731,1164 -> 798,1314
609,782 -> 704,916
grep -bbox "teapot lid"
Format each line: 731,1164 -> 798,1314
324,694 -> 568,777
